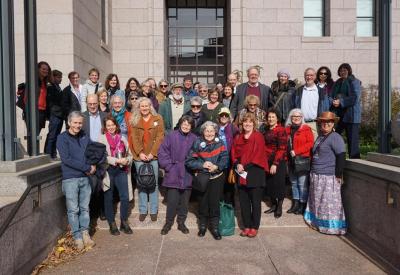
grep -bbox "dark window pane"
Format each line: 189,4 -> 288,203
199,46 -> 217,64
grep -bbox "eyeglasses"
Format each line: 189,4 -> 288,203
291,115 -> 302,118
191,105 -> 201,109
160,85 -> 168,88
87,103 -> 98,106
319,72 -> 328,75
199,89 -> 208,93
130,97 -> 138,100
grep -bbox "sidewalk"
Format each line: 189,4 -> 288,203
41,197 -> 385,274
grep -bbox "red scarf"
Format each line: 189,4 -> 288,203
105,132 -> 128,172
231,131 -> 267,185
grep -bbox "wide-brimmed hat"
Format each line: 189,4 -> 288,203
171,83 -> 184,90
218,107 -> 231,116
317,111 -> 339,123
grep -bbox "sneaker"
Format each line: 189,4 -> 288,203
150,214 -> 157,222
82,231 -> 95,248
240,228 -> 250,237
139,214 -> 147,222
247,228 -> 258,238
74,239 -> 84,251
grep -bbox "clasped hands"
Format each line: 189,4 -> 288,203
203,161 -> 218,173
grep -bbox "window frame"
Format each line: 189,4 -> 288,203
356,0 -> 378,37
303,0 -> 330,37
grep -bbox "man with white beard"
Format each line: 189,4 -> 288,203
158,83 -> 191,133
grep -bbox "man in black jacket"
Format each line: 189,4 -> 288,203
44,70 -> 64,159
62,71 -> 82,126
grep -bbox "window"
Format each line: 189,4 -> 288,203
167,0 -> 227,85
357,0 -> 377,37
101,0 -> 109,44
304,0 -> 329,37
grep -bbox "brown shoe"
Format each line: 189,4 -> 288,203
139,214 -> 147,222
150,214 -> 157,221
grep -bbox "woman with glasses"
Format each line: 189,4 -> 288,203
202,87 -> 224,123
198,83 -> 209,104
124,77 -> 140,107
181,96 -> 207,136
304,112 -> 346,235
316,66 -> 335,113
285,109 -> 314,215
156,79 -> 170,104
235,95 -> 266,131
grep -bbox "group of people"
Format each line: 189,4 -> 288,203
27,61 -> 360,249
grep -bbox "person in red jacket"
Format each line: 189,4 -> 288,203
285,108 -> 314,214
231,112 -> 268,238
263,108 -> 288,218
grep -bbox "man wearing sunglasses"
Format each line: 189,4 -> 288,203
159,83 -> 191,133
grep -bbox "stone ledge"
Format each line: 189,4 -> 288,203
367,152 -> 400,168
345,159 -> 400,186
0,155 -> 51,173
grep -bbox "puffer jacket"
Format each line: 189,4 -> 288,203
158,130 -> 197,189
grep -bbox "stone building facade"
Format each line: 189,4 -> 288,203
14,0 -> 400,88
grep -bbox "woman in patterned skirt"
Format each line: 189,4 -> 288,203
304,111 -> 347,235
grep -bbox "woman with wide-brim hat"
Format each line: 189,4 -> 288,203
304,111 -> 347,235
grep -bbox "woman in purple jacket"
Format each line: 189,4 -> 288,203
158,115 -> 197,235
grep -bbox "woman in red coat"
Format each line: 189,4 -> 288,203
263,108 -> 288,218
285,108 -> 314,215
231,112 -> 268,238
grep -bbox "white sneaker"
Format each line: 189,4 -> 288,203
74,239 -> 84,251
82,230 -> 95,248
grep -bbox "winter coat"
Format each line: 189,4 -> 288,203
158,97 -> 191,133
286,124 -> 314,158
158,130 -> 197,189
269,80 -> 296,122
294,85 -> 326,118
331,75 -> 361,124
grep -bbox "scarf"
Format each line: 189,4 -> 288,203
112,107 -> 126,127
105,132 -> 128,172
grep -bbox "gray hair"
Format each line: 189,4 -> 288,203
285,108 -> 306,127
68,111 -> 83,123
130,97 -> 158,126
200,121 -> 219,135
110,94 -> 125,106
247,65 -> 260,76
86,93 -> 98,103
190,96 -> 203,106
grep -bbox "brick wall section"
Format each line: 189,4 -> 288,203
112,0 -> 166,86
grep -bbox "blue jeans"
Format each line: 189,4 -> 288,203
104,167 -> 129,223
62,177 -> 91,240
289,171 -> 309,203
134,160 -> 159,214
44,114 -> 63,158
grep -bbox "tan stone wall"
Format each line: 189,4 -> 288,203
112,0 -> 166,86
230,0 -> 400,87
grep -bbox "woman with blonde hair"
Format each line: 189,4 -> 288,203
130,97 -> 165,222
235,95 -> 266,130
96,88 -> 109,113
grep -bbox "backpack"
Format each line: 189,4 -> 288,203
136,162 -> 156,192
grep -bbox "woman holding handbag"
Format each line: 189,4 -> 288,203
231,112 -> 267,238
285,109 -> 314,215
263,108 -> 288,218
185,121 -> 229,240
98,115 -> 133,235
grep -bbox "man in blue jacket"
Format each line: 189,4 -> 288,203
56,111 -> 96,250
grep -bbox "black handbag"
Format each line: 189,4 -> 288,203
137,163 -> 156,192
294,156 -> 311,174
192,172 -> 210,192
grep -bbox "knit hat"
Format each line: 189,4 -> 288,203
277,68 -> 290,79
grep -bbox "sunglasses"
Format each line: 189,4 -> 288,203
191,105 -> 201,109
160,85 -> 168,88
219,113 -> 230,118
130,97 -> 138,100
319,72 -> 328,75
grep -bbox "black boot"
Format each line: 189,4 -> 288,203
287,199 -> 299,214
120,220 -> 133,234
177,223 -> 190,234
274,199 -> 283,218
210,227 -> 222,240
294,202 -> 306,215
161,222 -> 172,235
264,199 -> 277,214
109,222 -> 120,236
198,224 -> 207,237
